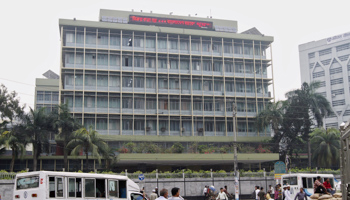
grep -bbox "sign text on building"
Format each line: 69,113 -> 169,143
326,32 -> 350,44
129,15 -> 213,30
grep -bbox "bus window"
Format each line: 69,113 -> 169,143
68,178 -> 76,197
302,178 -> 307,188
85,179 -> 95,197
16,176 -> 39,190
307,178 -> 313,189
56,177 -> 64,197
283,177 -> 297,185
96,179 -> 106,198
109,180 -> 119,197
119,180 -> 127,198
49,177 -> 55,198
76,178 -> 82,197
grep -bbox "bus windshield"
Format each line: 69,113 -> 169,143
283,176 -> 298,185
16,176 -> 39,190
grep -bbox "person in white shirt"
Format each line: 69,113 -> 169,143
216,188 -> 228,200
284,186 -> 291,200
269,185 -> 275,196
203,186 -> 208,198
256,186 -> 261,200
168,187 -> 182,200
155,189 -> 168,200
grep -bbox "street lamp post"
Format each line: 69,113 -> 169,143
233,103 -> 239,200
232,103 -> 237,175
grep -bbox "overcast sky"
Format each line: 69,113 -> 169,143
0,0 -> 348,110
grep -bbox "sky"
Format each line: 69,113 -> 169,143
0,0 -> 348,110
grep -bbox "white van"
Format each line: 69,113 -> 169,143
281,173 -> 335,199
13,171 -> 144,200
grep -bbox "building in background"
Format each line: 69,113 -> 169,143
299,32 -> 350,128
35,70 -> 60,156
57,9 -> 276,171
0,9 -> 278,172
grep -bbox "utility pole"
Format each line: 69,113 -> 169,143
233,103 -> 238,175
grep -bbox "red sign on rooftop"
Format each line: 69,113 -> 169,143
129,15 -> 213,30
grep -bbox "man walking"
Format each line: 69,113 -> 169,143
293,188 -> 307,200
155,189 -> 168,200
150,190 -> 158,200
284,186 -> 291,200
168,187 -> 182,200
203,186 -> 208,200
258,187 -> 266,200
216,188 -> 228,200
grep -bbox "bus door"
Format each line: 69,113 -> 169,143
48,176 -> 64,198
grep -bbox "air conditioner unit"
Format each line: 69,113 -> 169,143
146,127 -> 151,131
161,127 -> 166,132
332,93 -> 336,97
197,128 -> 203,132
181,127 -> 185,132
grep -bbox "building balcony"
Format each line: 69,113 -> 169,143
109,130 -> 120,135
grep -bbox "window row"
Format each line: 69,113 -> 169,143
37,91 -> 59,102
64,75 -> 269,93
48,176 -> 127,199
64,32 -> 267,56
64,96 -> 264,112
82,118 -> 256,133
64,53 -> 269,74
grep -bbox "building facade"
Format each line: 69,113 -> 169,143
299,32 -> 350,128
58,9 -> 276,170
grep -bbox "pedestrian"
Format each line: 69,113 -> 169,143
266,190 -> 272,200
150,189 -> 158,200
255,186 -> 261,200
274,185 -> 279,200
168,187 -> 182,200
203,185 -> 208,199
258,187 -> 266,200
284,185 -> 291,200
278,184 -> 282,200
155,187 -> 160,197
269,185 -> 274,197
155,189 -> 168,200
293,188 -> 307,200
224,185 -> 231,199
282,186 -> 286,200
216,188 -> 228,200
137,191 -> 147,200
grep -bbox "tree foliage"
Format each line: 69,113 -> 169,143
310,128 -> 340,168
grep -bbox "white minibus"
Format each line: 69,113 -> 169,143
281,173 -> 335,199
13,171 -> 144,200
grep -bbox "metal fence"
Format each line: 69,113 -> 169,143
0,172 -> 16,180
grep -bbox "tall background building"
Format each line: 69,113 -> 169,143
299,32 -> 350,128
0,9 -> 279,172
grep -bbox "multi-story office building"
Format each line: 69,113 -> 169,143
299,32 -> 350,128
34,70 -> 60,156
57,9 -> 276,171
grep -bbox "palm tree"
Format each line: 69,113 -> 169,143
52,103 -> 81,171
1,125 -> 27,172
285,81 -> 332,167
67,126 -> 109,172
310,128 -> 340,168
104,147 -> 119,170
24,108 -> 53,171
255,100 -> 287,134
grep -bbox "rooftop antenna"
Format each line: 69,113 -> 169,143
140,10 -> 143,12
170,12 -> 173,15
195,13 -> 197,16
132,9 -> 134,12
188,14 -> 191,17
150,10 -> 152,13
210,9 -> 212,18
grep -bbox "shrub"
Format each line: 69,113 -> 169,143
171,142 -> 184,153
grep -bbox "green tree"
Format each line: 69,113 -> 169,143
310,128 -> 340,168
1,125 -> 27,172
24,108 -> 53,171
285,81 -> 332,167
67,126 -> 109,172
255,100 -> 287,134
52,103 -> 81,170
171,142 -> 184,153
0,84 -> 25,122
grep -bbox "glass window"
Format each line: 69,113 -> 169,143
146,38 -> 155,48
37,91 -> 44,101
134,120 -> 145,130
16,176 -> 39,190
191,41 -> 200,51
66,33 -> 75,43
68,178 -> 76,197
134,98 -> 144,109
134,56 -> 144,67
110,36 -> 120,46
49,177 -> 55,198
146,58 -> 155,68
158,58 -> 167,69
45,92 -> 51,101
169,39 -> 178,49
158,39 -> 167,49
122,119 -> 132,130
146,100 -> 156,109
109,180 -> 119,197
122,97 -> 132,109
180,60 -> 189,70
192,60 -> 201,70
85,179 -> 95,197
109,98 -> 120,108
97,75 -> 108,87
134,77 -> 144,88
180,41 -> 188,50
170,60 -> 178,69
134,37 -> 144,47
283,176 -> 297,186
57,177 -> 64,197
122,77 -> 133,87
